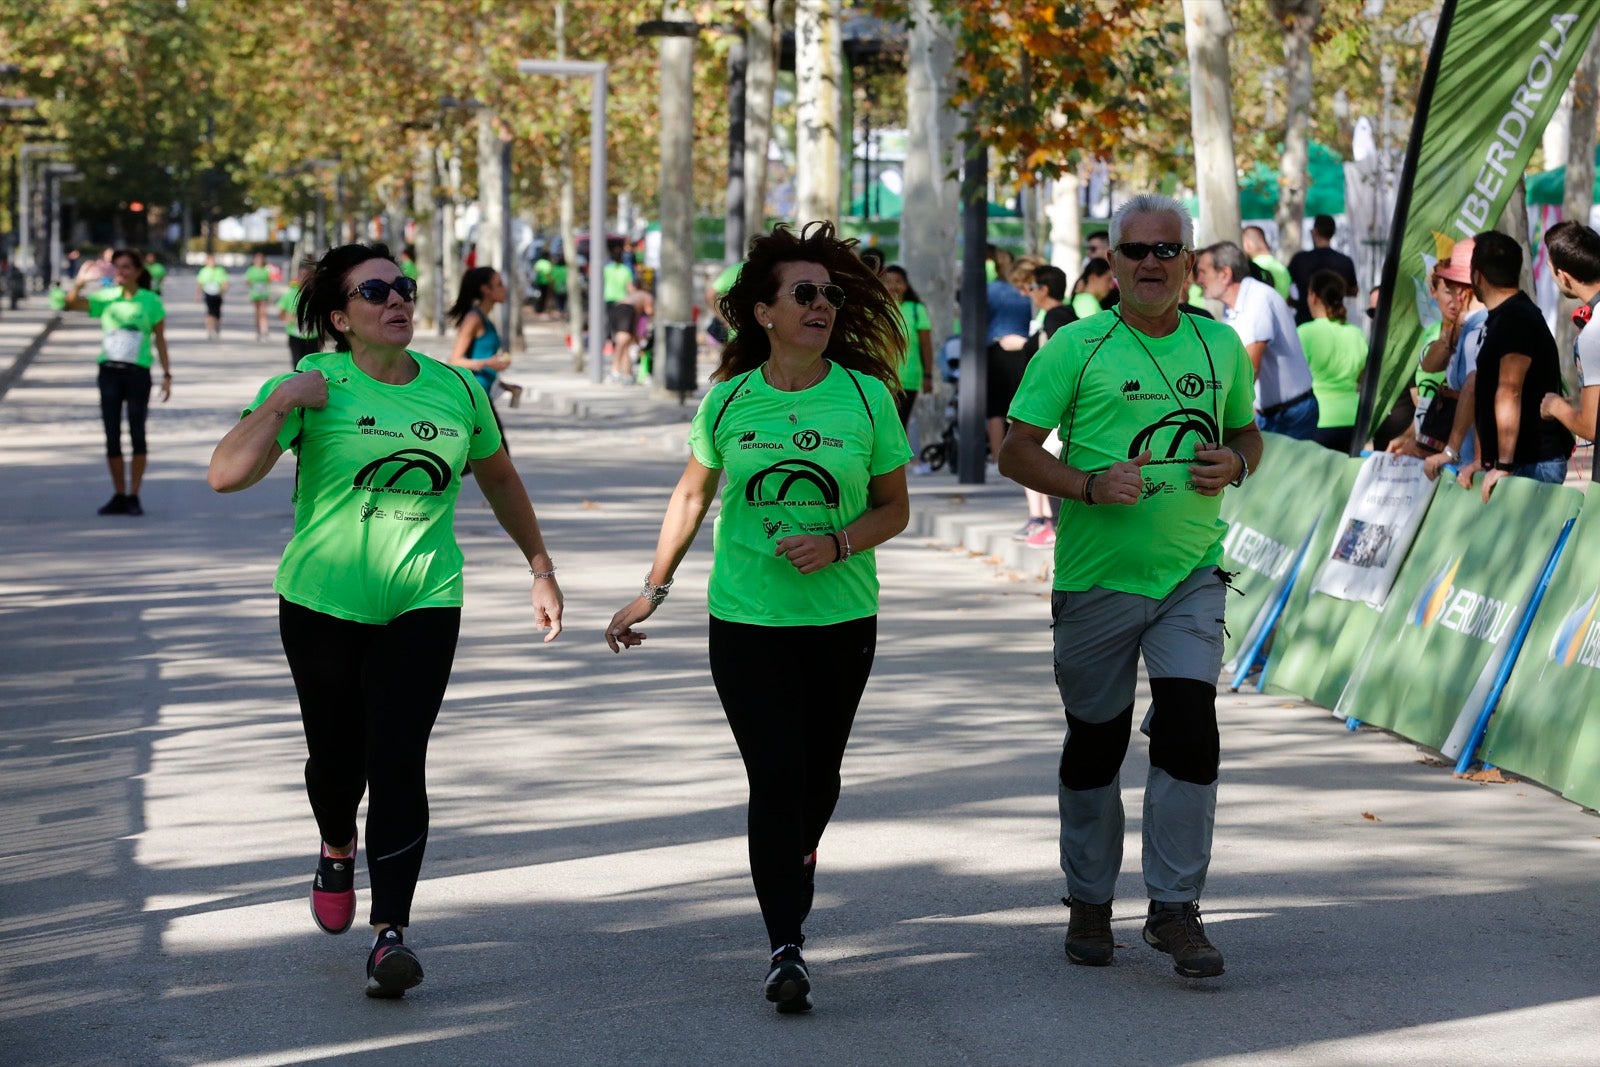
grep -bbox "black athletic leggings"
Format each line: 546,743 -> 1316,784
708,614 -> 877,950
278,597 -> 460,928
97,363 -> 151,457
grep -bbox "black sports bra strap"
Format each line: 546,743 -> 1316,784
711,369 -> 760,436
843,367 -> 875,427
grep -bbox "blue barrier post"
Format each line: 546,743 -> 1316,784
1229,526 -> 1315,692
1452,518 -> 1576,775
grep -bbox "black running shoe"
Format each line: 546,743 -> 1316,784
124,494 -> 143,517
764,944 -> 813,1014
98,494 -> 129,515
365,927 -> 424,999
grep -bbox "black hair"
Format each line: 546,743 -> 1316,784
880,264 -> 923,305
1070,258 -> 1110,296
297,242 -> 400,350
403,244 -> 417,258
1034,264 -> 1068,301
111,248 -> 153,291
1308,270 -> 1349,322
1545,220 -> 1600,285
447,266 -> 499,327
1470,230 -> 1522,290
1313,215 -> 1336,240
715,221 -> 904,392
859,247 -> 886,275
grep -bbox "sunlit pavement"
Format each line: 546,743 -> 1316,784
3,282 -> 1598,1066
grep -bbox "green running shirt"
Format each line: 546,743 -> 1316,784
87,287 -> 165,366
689,363 -> 912,625
277,284 -> 316,339
1296,317 -> 1367,428
1008,310 -> 1257,599
197,265 -> 228,295
603,262 -> 632,302
244,350 -> 503,623
245,264 -> 272,301
146,262 -> 167,293
897,300 -> 932,390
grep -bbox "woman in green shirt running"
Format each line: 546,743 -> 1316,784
246,251 -> 274,341
604,222 -> 912,1015
208,243 -> 565,1000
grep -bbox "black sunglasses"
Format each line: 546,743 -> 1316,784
1115,242 -> 1187,261
347,276 -> 419,304
788,282 -> 846,309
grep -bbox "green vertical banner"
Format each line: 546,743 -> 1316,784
1261,454 -> 1369,707
1335,477 -> 1582,750
1482,484 -> 1600,806
1217,434 -> 1349,665
1367,0 -> 1600,428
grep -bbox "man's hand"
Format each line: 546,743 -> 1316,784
1423,450 -> 1452,482
1455,459 -> 1478,491
1189,442 -> 1241,497
1479,467 -> 1507,503
1539,391 -> 1566,420
1094,450 -> 1151,505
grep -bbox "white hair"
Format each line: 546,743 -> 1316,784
1108,194 -> 1195,249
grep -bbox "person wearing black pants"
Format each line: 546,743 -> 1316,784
709,616 -> 876,951
606,222 -> 912,1014
210,242 -> 564,999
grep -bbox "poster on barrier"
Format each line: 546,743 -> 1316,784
1482,483 -> 1600,808
1263,455 -> 1381,707
1309,454 -> 1434,607
1217,434 -> 1347,665
1334,476 -> 1582,752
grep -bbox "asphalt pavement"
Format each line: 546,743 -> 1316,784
2,280 -> 1598,1066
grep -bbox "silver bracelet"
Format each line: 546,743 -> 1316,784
640,574 -> 673,604
839,528 -> 852,561
528,564 -> 557,579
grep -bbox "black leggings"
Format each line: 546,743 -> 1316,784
278,598 -> 460,927
708,614 -> 877,950
287,334 -> 319,370
98,363 -> 151,457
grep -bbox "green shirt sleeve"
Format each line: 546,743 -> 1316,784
243,372 -> 305,451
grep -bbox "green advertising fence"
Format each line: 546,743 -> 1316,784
1481,482 -> 1600,808
1217,434 -> 1348,666
1333,476 -> 1582,750
1259,454 -> 1371,707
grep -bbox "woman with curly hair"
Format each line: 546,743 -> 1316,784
604,222 -> 912,1013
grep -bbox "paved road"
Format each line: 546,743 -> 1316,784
2,287 -> 1597,1066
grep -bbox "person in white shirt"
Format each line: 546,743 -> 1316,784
1196,241 -> 1320,440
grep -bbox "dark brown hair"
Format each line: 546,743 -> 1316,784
714,221 -> 905,392
1308,270 -> 1349,322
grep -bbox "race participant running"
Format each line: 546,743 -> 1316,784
604,222 -> 911,1014
279,257 -> 320,369
196,254 -> 229,339
63,249 -> 172,517
207,242 -> 564,999
246,251 -> 274,341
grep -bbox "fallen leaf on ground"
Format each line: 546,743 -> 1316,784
1417,757 -> 1449,767
1454,767 -> 1518,783
580,500 -> 601,510
1362,811 -> 1381,821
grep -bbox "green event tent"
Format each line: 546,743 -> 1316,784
1525,146 -> 1600,204
1237,142 -> 1348,219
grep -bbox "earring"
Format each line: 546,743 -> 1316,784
764,322 -> 775,330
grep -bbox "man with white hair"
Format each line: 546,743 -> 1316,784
999,194 -> 1263,979
1197,241 -> 1320,441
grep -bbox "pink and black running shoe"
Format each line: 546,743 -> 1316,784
365,927 -> 424,998
310,833 -> 357,935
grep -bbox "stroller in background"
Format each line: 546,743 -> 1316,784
916,334 -> 963,473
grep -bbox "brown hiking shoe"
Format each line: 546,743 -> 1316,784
1062,897 -> 1114,966
1143,901 -> 1225,977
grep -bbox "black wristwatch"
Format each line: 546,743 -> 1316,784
1493,461 -> 1514,473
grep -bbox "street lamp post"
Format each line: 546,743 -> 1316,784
517,59 -> 609,383
17,142 -> 63,288
43,163 -> 81,287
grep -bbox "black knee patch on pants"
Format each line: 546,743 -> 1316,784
1060,704 -> 1134,790
1147,677 -> 1219,785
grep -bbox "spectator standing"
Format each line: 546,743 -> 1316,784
985,262 -> 1036,465
1241,225 -> 1291,299
1296,269 -> 1368,452
880,264 -> 933,428
1286,215 -> 1358,325
1196,241 -> 1320,440
1451,230 -> 1573,499
1539,220 -> 1600,457
279,257 -> 320,370
1013,264 -> 1075,548
1069,258 -> 1115,320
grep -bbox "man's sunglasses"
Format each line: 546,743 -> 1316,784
1115,242 -> 1188,261
347,277 -> 419,304
788,282 -> 846,309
